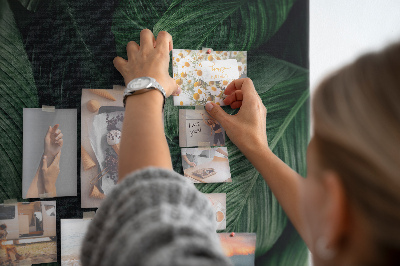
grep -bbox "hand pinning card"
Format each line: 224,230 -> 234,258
181,147 -> 232,183
179,109 -> 226,147
173,49 -> 247,106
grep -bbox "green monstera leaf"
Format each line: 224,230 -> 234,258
162,52 -> 309,259
0,0 -> 38,201
112,0 -> 296,57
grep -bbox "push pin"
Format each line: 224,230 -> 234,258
230,232 -> 235,237
206,49 -> 212,54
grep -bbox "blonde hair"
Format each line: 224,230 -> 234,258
312,43 -> 400,263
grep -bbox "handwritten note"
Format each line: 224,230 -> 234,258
198,59 -> 239,82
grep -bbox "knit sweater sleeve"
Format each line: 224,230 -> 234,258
80,167 -> 232,266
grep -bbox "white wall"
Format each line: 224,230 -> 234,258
308,1 -> 400,264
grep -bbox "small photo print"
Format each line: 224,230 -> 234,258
22,108 -> 77,199
205,193 -> 226,230
219,233 -> 256,266
0,201 -> 57,265
81,88 -> 125,208
181,147 -> 231,183
179,109 -> 225,147
172,49 -> 247,106
61,219 -> 92,265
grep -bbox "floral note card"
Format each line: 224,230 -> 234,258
172,49 -> 247,106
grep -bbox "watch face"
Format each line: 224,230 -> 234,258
131,77 -> 151,90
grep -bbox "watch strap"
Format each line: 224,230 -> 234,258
123,77 -> 166,109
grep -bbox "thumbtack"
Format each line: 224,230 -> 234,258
230,232 -> 235,237
206,49 -> 212,54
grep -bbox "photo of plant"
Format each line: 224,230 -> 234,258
173,49 -> 247,106
0,0 -> 308,264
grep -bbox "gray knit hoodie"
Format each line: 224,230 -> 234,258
80,167 -> 232,266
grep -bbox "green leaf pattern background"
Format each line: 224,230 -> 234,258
0,0 -> 309,265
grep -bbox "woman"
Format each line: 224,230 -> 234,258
201,113 -> 225,146
0,224 -> 24,262
81,30 -> 400,265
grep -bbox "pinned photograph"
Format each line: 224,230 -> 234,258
81,87 -> 125,208
205,193 -> 226,230
0,201 -> 57,264
219,233 -> 256,266
61,219 -> 92,265
172,49 -> 247,106
22,108 -> 77,199
181,147 -> 231,183
179,109 -> 225,147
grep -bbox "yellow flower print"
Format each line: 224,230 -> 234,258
209,81 -> 214,85
208,55 -> 213,61
211,86 -> 217,91
176,58 -> 180,62
181,72 -> 187,78
197,70 -> 203,76
176,79 -> 183,85
194,81 -> 201,87
184,62 -> 190,67
180,101 -> 183,106
193,93 -> 200,100
198,89 -> 202,94
223,80 -> 228,85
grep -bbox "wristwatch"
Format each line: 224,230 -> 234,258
123,77 -> 166,109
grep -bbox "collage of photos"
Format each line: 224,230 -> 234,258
179,109 -> 226,147
172,49 -> 247,106
0,201 -> 57,265
61,219 -> 92,265
219,233 -> 256,266
80,87 -> 125,208
181,147 -> 231,183
22,109 -> 77,199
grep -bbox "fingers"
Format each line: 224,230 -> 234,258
45,126 -> 52,138
171,85 -> 182,96
155,31 -> 173,53
57,139 -> 64,147
205,102 -> 231,128
223,90 -> 243,109
42,156 -> 48,171
113,56 -> 128,74
225,78 -> 257,99
51,124 -> 59,133
55,133 -> 63,141
126,41 -> 139,60
140,29 -> 155,53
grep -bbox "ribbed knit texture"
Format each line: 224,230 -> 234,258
80,167 -> 232,266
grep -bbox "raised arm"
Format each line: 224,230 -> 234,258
204,78 -> 311,247
113,30 -> 180,181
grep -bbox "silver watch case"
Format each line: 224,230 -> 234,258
123,77 -> 166,108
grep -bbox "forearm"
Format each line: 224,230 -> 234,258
26,156 -> 46,198
243,144 -> 310,246
118,90 -> 172,181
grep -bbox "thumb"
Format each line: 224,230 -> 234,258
205,102 -> 230,128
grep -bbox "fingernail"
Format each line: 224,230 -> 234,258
43,156 -> 47,159
205,102 -> 214,111
177,86 -> 182,94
